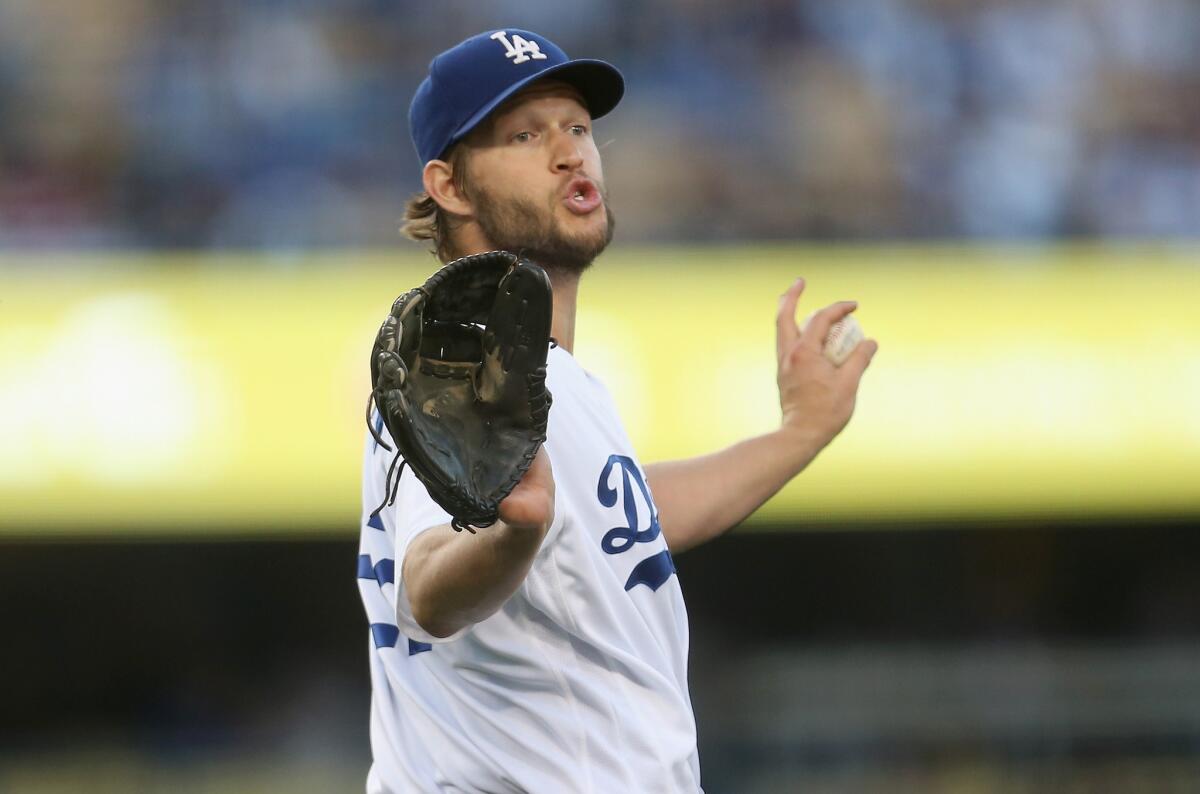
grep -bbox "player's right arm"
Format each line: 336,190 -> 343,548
402,448 -> 555,639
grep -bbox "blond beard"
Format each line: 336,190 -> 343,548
470,185 -> 615,276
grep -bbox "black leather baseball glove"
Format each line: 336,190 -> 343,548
368,251 -> 553,532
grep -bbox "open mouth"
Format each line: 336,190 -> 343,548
564,178 -> 602,215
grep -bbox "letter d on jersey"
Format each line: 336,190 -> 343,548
596,455 -> 676,591
597,455 -> 662,554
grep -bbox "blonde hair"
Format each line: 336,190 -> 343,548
401,145 -> 472,262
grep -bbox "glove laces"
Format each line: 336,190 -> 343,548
371,450 -> 407,520
367,390 -> 479,534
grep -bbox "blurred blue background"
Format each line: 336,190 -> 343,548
0,0 -> 1197,251
2,1 -> 1199,792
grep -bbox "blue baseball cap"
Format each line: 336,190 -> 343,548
409,29 -> 624,166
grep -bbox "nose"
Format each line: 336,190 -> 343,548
551,131 -> 584,173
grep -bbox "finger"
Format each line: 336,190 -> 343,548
801,301 -> 858,352
486,262 -> 552,372
775,278 -> 806,360
839,338 -> 879,383
480,262 -> 552,404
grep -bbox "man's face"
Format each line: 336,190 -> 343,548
462,82 -> 614,275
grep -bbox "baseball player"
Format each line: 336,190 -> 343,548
357,29 -> 878,793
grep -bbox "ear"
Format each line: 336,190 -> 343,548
423,160 -> 473,219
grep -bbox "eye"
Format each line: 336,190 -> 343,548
512,131 -> 534,143
568,124 -> 589,136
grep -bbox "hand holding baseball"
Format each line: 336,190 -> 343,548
775,278 -> 878,447
804,313 -> 865,367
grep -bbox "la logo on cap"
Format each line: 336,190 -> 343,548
490,31 -> 548,65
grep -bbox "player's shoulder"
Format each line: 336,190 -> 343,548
548,345 -> 607,392
546,347 -> 628,431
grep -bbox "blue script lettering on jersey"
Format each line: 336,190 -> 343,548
596,454 -> 676,591
597,454 -> 662,553
624,549 -> 675,592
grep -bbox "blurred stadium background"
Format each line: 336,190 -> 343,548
2,1 -> 1199,792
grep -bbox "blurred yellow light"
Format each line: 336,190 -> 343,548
0,246 -> 1197,536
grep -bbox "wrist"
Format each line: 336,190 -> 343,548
495,516 -> 551,547
775,419 -> 829,468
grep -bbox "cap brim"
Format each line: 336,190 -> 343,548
447,59 -> 624,153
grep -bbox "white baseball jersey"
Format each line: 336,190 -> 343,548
357,345 -> 702,793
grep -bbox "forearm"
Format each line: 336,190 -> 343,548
402,520 -> 548,638
646,426 -> 824,554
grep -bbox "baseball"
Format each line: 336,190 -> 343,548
806,314 -> 865,366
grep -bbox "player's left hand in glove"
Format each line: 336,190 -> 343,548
367,250 -> 554,533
